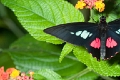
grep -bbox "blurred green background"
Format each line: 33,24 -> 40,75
0,2 -> 27,69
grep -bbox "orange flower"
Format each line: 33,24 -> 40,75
0,66 -> 4,75
0,66 -> 4,80
1,72 -> 9,80
0,66 -> 34,80
6,68 -> 15,75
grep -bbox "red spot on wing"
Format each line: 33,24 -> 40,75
90,38 -> 100,49
106,37 -> 117,48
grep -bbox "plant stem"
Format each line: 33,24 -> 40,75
67,68 -> 91,80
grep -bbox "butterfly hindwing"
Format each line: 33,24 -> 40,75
44,22 -> 98,46
105,30 -> 120,59
84,31 -> 100,60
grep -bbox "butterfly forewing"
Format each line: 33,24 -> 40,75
44,22 -> 98,46
109,19 -> 120,36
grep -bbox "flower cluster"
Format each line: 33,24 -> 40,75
75,0 -> 105,12
0,66 -> 34,80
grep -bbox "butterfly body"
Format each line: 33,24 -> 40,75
98,16 -> 108,59
44,16 -> 120,60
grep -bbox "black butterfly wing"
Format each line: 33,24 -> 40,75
44,22 -> 98,46
44,22 -> 102,60
105,30 -> 120,59
84,31 -> 100,60
108,19 -> 120,35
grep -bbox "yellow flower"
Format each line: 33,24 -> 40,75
10,69 -> 20,78
75,0 -> 86,9
29,71 -> 34,78
94,1 -> 105,12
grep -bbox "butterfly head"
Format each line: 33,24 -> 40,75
100,16 -> 106,23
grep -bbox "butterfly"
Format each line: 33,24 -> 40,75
44,16 -> 120,60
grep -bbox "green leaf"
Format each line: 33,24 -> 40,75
67,68 -> 98,80
1,0 -> 84,44
59,43 -> 74,62
73,46 -> 120,76
34,69 -> 64,80
5,34 -> 85,77
78,72 -> 98,80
